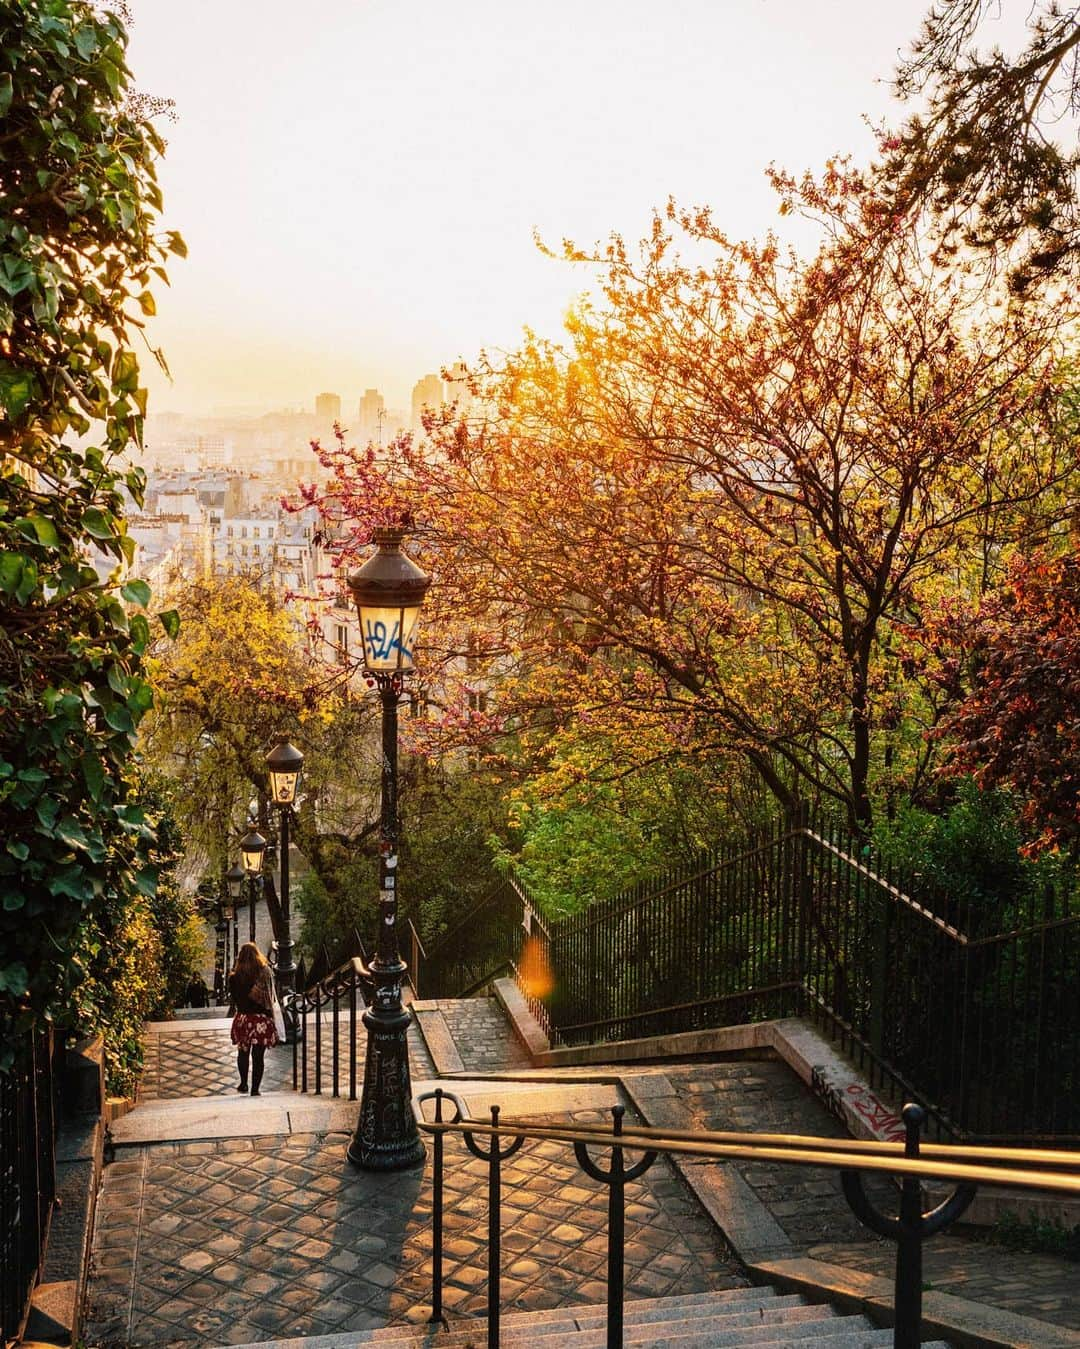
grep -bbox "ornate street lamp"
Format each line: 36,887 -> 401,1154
346,525 -> 430,1171
240,826 -> 267,877
265,736 -> 303,1008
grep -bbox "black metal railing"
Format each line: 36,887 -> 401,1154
417,874 -> 547,1001
415,1086 -> 1080,1349
1,1024 -> 58,1343
496,811 -> 1080,1143
291,955 -> 373,1099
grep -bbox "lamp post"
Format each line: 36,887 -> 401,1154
226,863 -> 249,942
265,736 -> 303,1007
213,901 -> 229,1004
346,525 -> 429,1171
240,826 -> 266,961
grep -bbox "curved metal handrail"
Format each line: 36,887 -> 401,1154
409,1088 -> 1080,1349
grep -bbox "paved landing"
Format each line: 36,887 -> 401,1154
138,1016 -> 435,1103
86,1109 -> 744,1347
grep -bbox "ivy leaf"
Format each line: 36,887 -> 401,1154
47,867 -> 93,903
25,513 -> 61,548
103,702 -> 134,734
129,612 -> 150,653
74,24 -> 97,60
55,817 -> 90,852
0,255 -> 34,297
0,363 -> 33,417
112,350 -> 138,393
0,553 -> 24,594
158,609 -> 180,639
6,840 -> 29,862
80,753 -> 105,803
135,866 -> 158,897
121,578 -> 151,607
81,507 -> 114,540
0,962 -> 29,995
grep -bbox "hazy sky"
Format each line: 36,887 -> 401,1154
127,0 -> 947,417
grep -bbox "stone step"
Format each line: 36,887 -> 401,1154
223,1288 -> 954,1348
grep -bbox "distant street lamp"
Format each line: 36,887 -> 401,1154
226,863 -> 249,942
265,736 -> 303,1010
346,525 -> 430,1171
240,826 -> 266,876
213,901 -> 229,1005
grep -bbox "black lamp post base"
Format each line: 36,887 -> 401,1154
347,1004 -> 426,1172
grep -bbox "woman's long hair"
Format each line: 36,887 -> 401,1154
231,941 -> 269,985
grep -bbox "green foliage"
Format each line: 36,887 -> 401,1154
493,753 -> 741,921
874,780 -> 1065,930
296,763 -> 509,958
70,888 -> 162,1097
67,782 -> 205,1094
0,0 -> 181,1062
988,1210 -> 1080,1263
499,796 -> 669,920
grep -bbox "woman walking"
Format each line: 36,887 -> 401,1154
228,941 -> 279,1095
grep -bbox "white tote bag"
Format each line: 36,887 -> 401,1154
268,970 -> 286,1042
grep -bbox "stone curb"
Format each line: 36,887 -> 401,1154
410,1007 -> 465,1075
492,977 -> 552,1059
24,1038 -> 107,1347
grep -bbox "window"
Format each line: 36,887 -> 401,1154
335,623 -> 348,665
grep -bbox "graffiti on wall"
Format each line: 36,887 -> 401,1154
811,1064 -> 907,1143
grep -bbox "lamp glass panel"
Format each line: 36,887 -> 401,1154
227,875 -> 242,899
269,769 -> 299,804
359,603 -> 421,671
241,845 -> 263,874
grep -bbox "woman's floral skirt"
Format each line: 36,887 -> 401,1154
230,1012 -> 278,1048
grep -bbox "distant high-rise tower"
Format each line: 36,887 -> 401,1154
411,374 -> 444,431
358,388 -> 385,445
446,361 -> 472,415
315,392 -> 341,422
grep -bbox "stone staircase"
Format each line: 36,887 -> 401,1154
233,1287 -> 951,1346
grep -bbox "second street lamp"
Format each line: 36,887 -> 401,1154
226,863 -> 249,942
346,525 -> 430,1171
240,826 -> 266,955
266,735 -> 303,1012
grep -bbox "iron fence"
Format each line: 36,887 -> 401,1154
1,1024 -> 58,1343
416,875 -> 542,1000
417,810 -> 1080,1143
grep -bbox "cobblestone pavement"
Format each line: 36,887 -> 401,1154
664,1060 -> 1080,1330
84,1108 -> 744,1347
139,1017 -> 434,1102
813,1237 -> 1080,1331
665,1060 -> 894,1249
434,998 -> 533,1074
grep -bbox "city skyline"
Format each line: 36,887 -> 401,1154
123,0 -> 988,417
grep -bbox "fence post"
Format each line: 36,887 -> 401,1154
429,1090 -> 445,1327
794,801 -> 811,1007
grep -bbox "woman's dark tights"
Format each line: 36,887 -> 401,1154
236,1045 -> 266,1094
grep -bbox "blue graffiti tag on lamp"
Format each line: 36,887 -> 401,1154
350,528 -> 430,673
